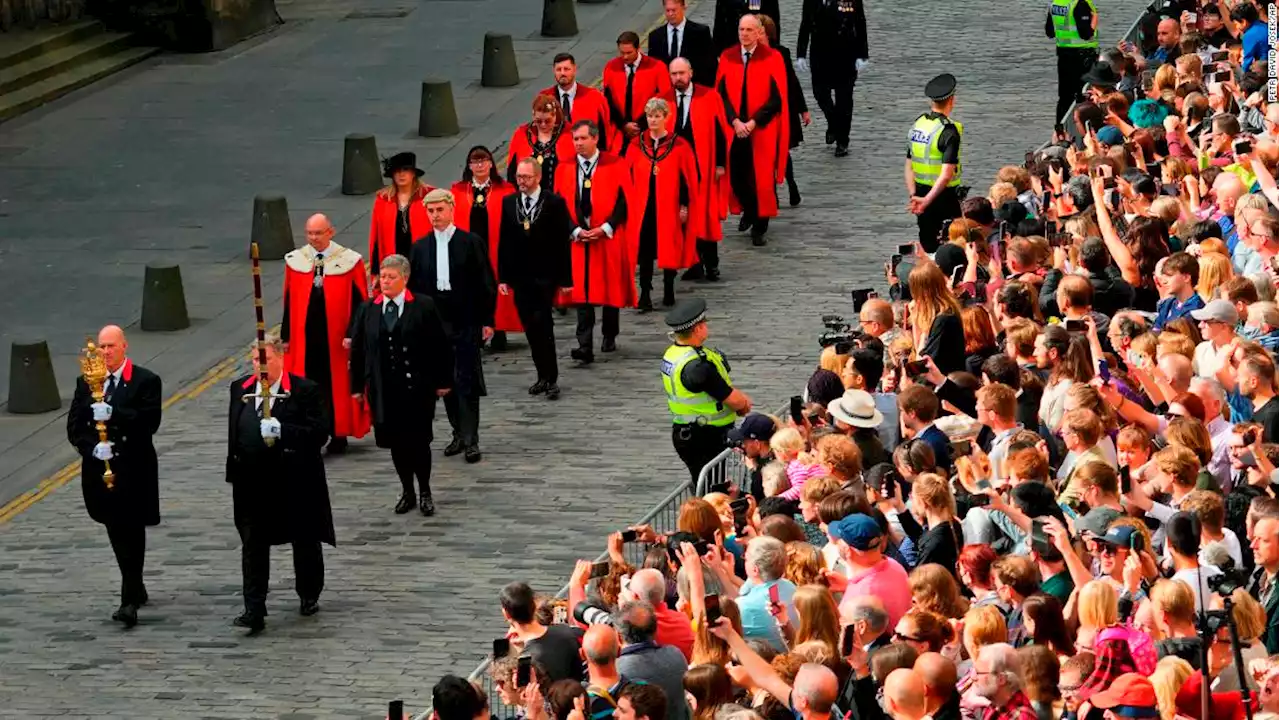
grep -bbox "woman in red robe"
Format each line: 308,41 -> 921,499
507,94 -> 575,189
625,97 -> 699,310
450,145 -> 521,350
368,152 -> 434,293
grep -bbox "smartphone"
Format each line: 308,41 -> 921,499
897,242 -> 915,257
1046,220 -> 1059,237
1186,11 -> 1197,22
705,593 -> 722,624
1053,123 -> 1067,139
955,439 -> 973,457
730,497 -> 751,530
1210,50 -> 1229,63
589,561 -> 611,580
889,253 -> 903,270
851,288 -> 875,313
1025,151 -> 1036,167
389,700 -> 405,720
1243,429 -> 1258,445
789,395 -> 804,424
1129,531 -> 1146,553
1120,465 -> 1132,495
840,624 -> 855,656
1210,70 -> 1231,83
768,583 -> 782,616
620,528 -> 639,543
1233,138 -> 1253,156
493,638 -> 511,658
516,656 -> 533,687
1240,450 -> 1259,468
1031,519 -> 1051,556
1098,358 -> 1112,384
1140,70 -> 1154,92
1050,233 -> 1073,248
1064,319 -> 1086,333
998,220 -> 1010,240
950,264 -> 966,286
903,359 -> 928,376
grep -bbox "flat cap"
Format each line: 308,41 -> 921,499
665,298 -> 707,332
925,73 -> 957,101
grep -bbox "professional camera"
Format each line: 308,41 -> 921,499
573,602 -> 614,627
1207,567 -> 1251,596
818,314 -> 854,350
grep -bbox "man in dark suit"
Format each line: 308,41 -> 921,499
409,189 -> 497,464
797,0 -> 869,157
67,324 -> 162,629
648,0 -> 717,88
712,0 -> 781,53
497,157 -> 574,400
350,254 -> 454,516
225,333 -> 334,635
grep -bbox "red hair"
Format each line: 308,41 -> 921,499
958,544 -> 999,588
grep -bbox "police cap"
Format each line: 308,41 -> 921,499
925,73 -> 957,102
665,298 -> 708,332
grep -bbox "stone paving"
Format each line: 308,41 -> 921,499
0,0 -> 1146,716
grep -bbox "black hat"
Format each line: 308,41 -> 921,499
665,298 -> 708,332
1081,61 -> 1119,87
383,151 -> 425,179
726,413 -> 777,444
925,73 -> 957,101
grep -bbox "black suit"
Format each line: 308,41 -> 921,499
797,0 -> 868,150
408,227 -> 497,450
648,20 -> 717,88
712,0 -> 781,53
349,293 -> 454,497
497,191 -> 574,385
67,361 -> 162,608
225,373 -> 334,616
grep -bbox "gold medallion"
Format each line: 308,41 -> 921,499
475,194 -> 485,205
583,179 -> 592,188
535,154 -> 544,165
523,220 -> 531,231
652,165 -> 659,176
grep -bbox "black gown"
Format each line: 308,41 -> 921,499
394,204 -> 414,259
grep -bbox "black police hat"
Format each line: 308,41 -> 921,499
925,73 -> 957,101
665,298 -> 708,332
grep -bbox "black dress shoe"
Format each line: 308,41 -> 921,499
705,269 -> 721,282
489,332 -> 508,351
528,379 -> 548,395
834,145 -> 849,157
233,612 -> 265,634
326,437 -> 348,454
442,437 -> 464,457
300,599 -> 320,616
570,347 -> 594,365
112,603 -> 138,628
788,184 -> 802,207
601,337 -> 617,353
825,129 -> 834,145
394,492 -> 416,514
752,231 -> 768,247
662,293 -> 676,307
737,216 -> 751,233
137,588 -> 149,607
681,265 -> 704,281
545,383 -> 561,401
419,494 -> 436,517
464,446 -> 482,464
638,294 -> 654,313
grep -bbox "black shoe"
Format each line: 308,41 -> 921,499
233,612 -> 265,634
112,603 -> 138,628
554,306 -> 568,316
528,380 -> 548,395
834,145 -> 849,157
419,494 -> 436,517
545,383 -> 561,401
464,446 -> 482,464
662,292 -> 675,307
137,587 -> 149,607
489,332 -> 508,351
681,265 -> 704,281
788,184 -> 802,207
705,269 -> 721,282
601,337 -> 617,353
638,294 -> 654,313
442,437 -> 464,457
326,437 -> 348,454
752,231 -> 768,246
394,492 -> 416,514
300,599 -> 320,616
570,347 -> 594,365
737,216 -> 751,233
825,130 -> 834,145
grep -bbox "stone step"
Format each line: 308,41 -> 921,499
0,44 -> 159,124
0,20 -> 106,68
0,30 -> 138,96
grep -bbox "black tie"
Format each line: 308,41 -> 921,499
580,161 -> 594,223
670,27 -> 680,58
739,52 -> 751,118
524,195 -> 533,211
561,92 -> 572,120
383,300 -> 399,331
105,375 -> 117,402
624,65 -> 636,125
677,92 -> 687,133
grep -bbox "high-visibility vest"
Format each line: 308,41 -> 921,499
661,344 -> 735,426
1050,0 -> 1098,49
908,114 -> 963,188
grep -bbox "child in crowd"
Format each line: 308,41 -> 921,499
769,427 -> 825,500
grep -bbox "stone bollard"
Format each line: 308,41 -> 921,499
251,194 -> 295,261
541,0 -> 578,37
7,340 -> 60,414
418,80 -> 460,138
342,134 -> 383,195
481,33 -> 519,88
140,264 -> 191,332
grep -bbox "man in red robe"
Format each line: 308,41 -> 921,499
554,119 -> 634,365
715,13 -> 788,246
663,57 -> 728,282
282,213 -> 371,453
544,53 -> 614,153
602,31 -> 672,156
626,98 -> 699,311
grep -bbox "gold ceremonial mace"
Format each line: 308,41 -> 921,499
78,339 -> 116,490
245,242 -> 279,446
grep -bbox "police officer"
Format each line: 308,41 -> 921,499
662,298 -> 753,482
905,73 -> 963,254
1046,0 -> 1097,125
796,0 -> 868,157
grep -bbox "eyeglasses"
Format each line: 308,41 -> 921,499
1060,682 -> 1082,696
892,631 -> 924,643
1095,543 -> 1121,556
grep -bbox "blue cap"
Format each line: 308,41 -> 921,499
828,514 -> 884,551
1097,524 -> 1139,547
1097,125 -> 1125,147
727,413 -> 776,444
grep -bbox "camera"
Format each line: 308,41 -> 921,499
573,602 -> 615,626
818,314 -> 854,350
1207,567 -> 1250,596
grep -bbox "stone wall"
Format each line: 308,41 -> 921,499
0,0 -> 85,30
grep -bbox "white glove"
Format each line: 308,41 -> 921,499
855,59 -> 868,74
795,57 -> 809,73
90,402 -> 113,422
92,442 -> 114,461
260,417 -> 282,440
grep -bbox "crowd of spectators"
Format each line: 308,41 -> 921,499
417,1 -> 1278,719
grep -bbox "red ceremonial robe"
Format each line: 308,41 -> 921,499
281,243 -> 372,438
625,132 -> 700,270
602,54 -> 672,153
368,184 -> 433,289
506,123 -> 575,187
714,44 -> 789,219
450,179 -> 523,332
541,83 -> 614,152
662,85 -> 730,242
553,153 -> 637,308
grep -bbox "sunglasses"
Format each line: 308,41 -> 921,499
893,631 -> 924,643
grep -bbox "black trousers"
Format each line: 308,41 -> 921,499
728,139 -> 768,233
812,67 -> 856,147
1055,46 -> 1095,125
241,530 -> 324,615
443,392 -> 480,448
106,523 -> 147,606
914,184 -> 962,253
513,284 -> 559,383
696,240 -> 719,272
576,305 -> 619,350
672,423 -> 731,483
391,441 -> 433,496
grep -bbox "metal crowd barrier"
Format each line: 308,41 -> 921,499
694,446 -> 755,497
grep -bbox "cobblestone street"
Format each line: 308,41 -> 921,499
0,0 -> 1146,716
